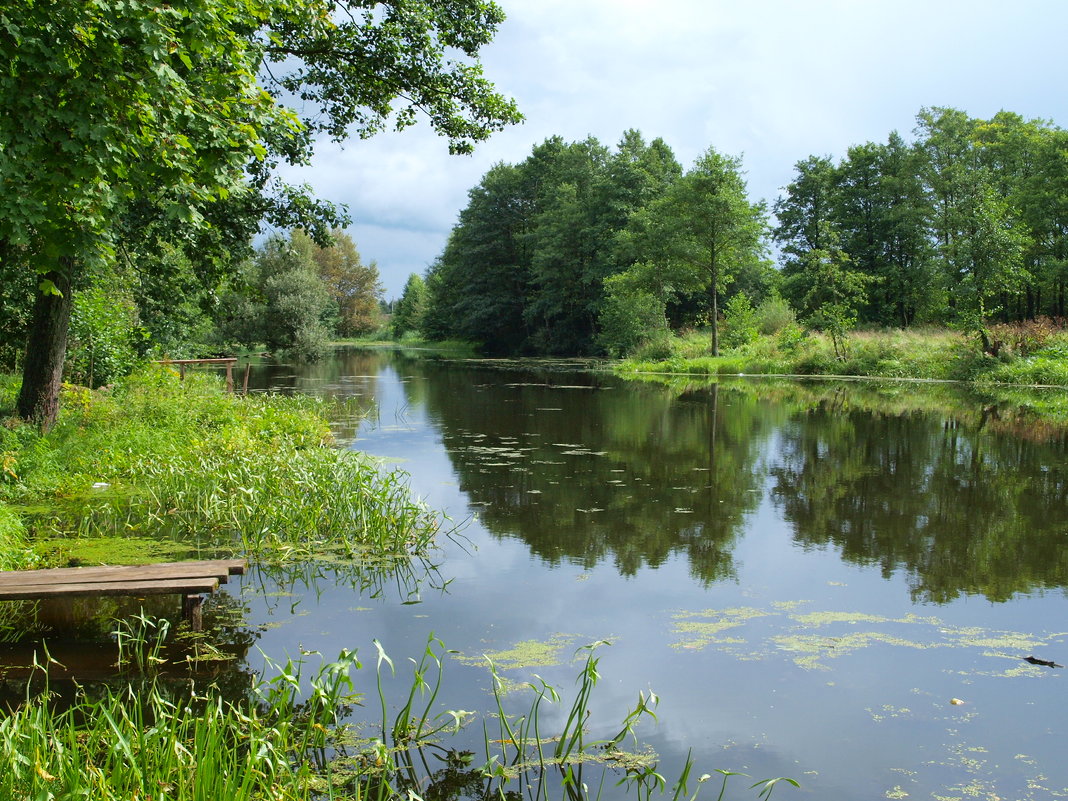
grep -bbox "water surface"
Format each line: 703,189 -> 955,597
242,348 -> 1068,801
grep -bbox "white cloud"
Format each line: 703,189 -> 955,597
279,0 -> 1068,297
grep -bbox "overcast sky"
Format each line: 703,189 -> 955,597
278,0 -> 1068,299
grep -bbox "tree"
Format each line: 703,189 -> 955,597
774,156 -> 838,311
627,147 -> 768,355
833,135 -> 936,326
313,230 -> 382,337
425,131 -> 680,356
424,162 -> 534,353
795,223 -> 872,359
1,0 -> 520,429
950,180 -> 1030,350
392,274 -> 429,339
257,232 -> 334,360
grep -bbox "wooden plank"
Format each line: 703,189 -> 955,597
0,557 -> 246,580
0,559 -> 245,587
0,558 -> 243,582
0,577 -> 219,601
0,567 -> 230,589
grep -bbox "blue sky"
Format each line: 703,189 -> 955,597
278,0 -> 1068,299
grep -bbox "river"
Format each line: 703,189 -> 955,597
233,347 -> 1067,801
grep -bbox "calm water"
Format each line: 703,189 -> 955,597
10,348 -> 1068,800
239,348 -> 1068,801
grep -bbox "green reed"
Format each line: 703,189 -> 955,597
114,608 -> 171,672
1,365 -> 438,567
0,631 -> 796,801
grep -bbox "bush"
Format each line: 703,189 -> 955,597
775,323 -> 810,354
722,293 -> 758,349
598,278 -> 669,358
987,317 -> 1067,358
66,284 -> 142,387
755,293 -> 796,335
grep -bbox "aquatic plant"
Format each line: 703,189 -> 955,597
0,365 -> 438,567
0,637 -> 797,801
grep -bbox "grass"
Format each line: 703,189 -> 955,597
0,365 -> 438,570
332,335 -> 479,356
0,632 -> 796,801
619,325 -> 1068,388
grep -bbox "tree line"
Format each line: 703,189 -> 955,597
400,107 -> 1068,357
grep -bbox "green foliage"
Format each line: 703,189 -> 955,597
259,233 -> 334,361
722,293 -> 759,348
314,229 -> 383,337
213,231 -> 345,360
66,283 -> 142,388
627,147 -> 769,356
0,246 -> 34,371
392,273 -> 429,339
793,224 -> 873,359
0,501 -> 35,570
2,0 -> 520,428
426,131 -> 682,355
597,269 -> 670,357
755,293 -> 796,335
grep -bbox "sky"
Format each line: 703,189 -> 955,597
277,0 -> 1068,299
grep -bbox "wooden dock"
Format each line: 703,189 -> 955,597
0,558 -> 246,631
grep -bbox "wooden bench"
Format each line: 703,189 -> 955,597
0,558 -> 246,631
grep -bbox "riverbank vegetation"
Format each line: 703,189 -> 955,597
405,108 -> 1068,387
0,365 -> 436,572
1,636 -> 796,801
619,319 -> 1068,388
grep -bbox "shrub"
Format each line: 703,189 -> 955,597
722,293 -> 758,349
632,332 -> 675,362
987,317 -> 1067,358
598,276 -> 669,358
66,284 -> 142,387
755,293 -> 796,335
775,323 -> 810,354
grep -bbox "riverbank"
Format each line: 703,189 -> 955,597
0,365 -> 436,572
617,325 -> 1068,388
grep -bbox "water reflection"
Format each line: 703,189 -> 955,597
772,399 -> 1068,602
357,352 -> 1068,604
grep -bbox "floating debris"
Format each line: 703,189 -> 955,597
1022,655 -> 1063,668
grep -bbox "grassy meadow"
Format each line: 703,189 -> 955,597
618,323 -> 1068,389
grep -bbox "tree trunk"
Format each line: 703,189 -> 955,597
710,263 -> 719,357
17,262 -> 74,432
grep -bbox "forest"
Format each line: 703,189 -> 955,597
406,107 -> 1068,359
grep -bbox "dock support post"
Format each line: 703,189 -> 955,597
182,594 -> 204,631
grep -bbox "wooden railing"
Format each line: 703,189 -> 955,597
156,358 -> 251,394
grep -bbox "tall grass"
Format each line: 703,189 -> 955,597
0,636 -> 796,801
0,365 -> 438,567
619,325 -> 1068,388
